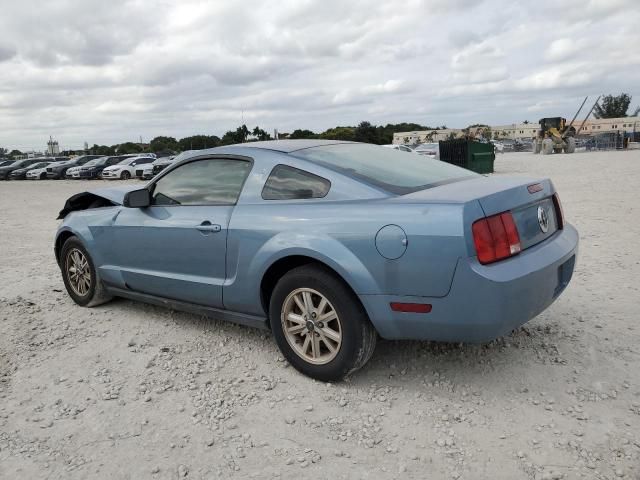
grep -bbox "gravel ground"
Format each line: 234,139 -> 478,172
1,150 -> 639,480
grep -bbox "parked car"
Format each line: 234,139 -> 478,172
135,156 -> 173,180
67,155 -> 130,179
151,151 -> 193,177
490,140 -> 504,154
382,144 -> 414,153
101,156 -> 156,180
0,158 -> 47,180
0,160 -> 15,168
26,165 -> 53,180
9,161 -> 52,180
46,155 -> 102,179
414,143 -> 439,158
55,140 -> 578,380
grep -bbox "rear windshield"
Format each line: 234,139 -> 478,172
292,143 -> 476,195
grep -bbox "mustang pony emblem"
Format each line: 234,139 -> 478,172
537,205 -> 549,233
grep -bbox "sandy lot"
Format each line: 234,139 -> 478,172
1,150 -> 639,480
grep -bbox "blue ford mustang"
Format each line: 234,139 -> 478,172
55,140 -> 578,380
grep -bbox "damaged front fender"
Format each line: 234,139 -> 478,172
57,185 -> 140,219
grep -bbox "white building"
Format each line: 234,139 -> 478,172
491,123 -> 539,140
392,116 -> 640,144
392,128 -> 463,144
575,116 -> 640,135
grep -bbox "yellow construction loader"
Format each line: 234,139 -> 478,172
532,96 -> 600,155
532,117 -> 576,154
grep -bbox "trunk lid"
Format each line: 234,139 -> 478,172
397,175 -> 560,251
471,179 -> 558,250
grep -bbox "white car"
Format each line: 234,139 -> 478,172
414,143 -> 439,159
382,144 -> 415,153
100,156 -> 156,180
491,140 -> 505,153
135,162 -> 154,180
66,165 -> 82,178
26,165 -> 51,180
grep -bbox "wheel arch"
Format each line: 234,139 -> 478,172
259,254 -> 373,330
55,229 -> 76,265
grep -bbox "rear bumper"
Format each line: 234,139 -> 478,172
360,224 -> 579,342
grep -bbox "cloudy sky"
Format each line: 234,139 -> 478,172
1,0 -> 639,151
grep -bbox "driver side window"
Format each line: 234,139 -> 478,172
151,158 -> 252,206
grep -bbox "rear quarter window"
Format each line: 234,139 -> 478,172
293,143 -> 476,195
262,165 -> 330,200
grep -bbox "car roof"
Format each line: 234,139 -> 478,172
221,139 -> 355,153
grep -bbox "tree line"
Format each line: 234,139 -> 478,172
3,121 -> 443,158
2,93 -> 638,158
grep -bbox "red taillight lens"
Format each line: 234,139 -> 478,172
552,193 -> 564,229
472,211 -> 521,264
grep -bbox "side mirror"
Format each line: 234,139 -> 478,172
123,188 -> 151,208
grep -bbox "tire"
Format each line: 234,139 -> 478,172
60,237 -> 112,307
270,265 -> 377,381
40,173 -> 46,180
541,138 -> 554,155
564,137 -> 576,154
121,171 -> 131,180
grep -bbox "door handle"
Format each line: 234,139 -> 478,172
196,221 -> 221,233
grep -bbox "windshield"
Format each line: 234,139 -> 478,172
0,161 -> 14,167
82,158 -> 105,167
30,162 -> 49,169
293,143 -> 476,195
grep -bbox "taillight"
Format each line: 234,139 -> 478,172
552,193 -> 564,229
472,211 -> 521,264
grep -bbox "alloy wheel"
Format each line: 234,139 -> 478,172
66,248 -> 91,296
281,288 -> 342,365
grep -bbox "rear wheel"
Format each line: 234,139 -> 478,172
60,237 -> 112,307
120,171 -> 131,180
270,265 -> 376,381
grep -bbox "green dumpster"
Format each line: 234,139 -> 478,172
438,139 -> 495,174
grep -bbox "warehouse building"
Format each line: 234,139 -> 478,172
393,116 -> 640,144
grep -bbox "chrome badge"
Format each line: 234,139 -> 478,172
537,206 -> 549,233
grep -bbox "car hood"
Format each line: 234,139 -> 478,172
57,185 -> 140,219
86,185 -> 139,203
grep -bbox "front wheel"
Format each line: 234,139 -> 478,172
120,171 -> 131,180
60,237 -> 112,307
564,137 -> 576,153
270,265 -> 377,381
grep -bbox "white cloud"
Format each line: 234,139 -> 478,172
0,0 -> 638,150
